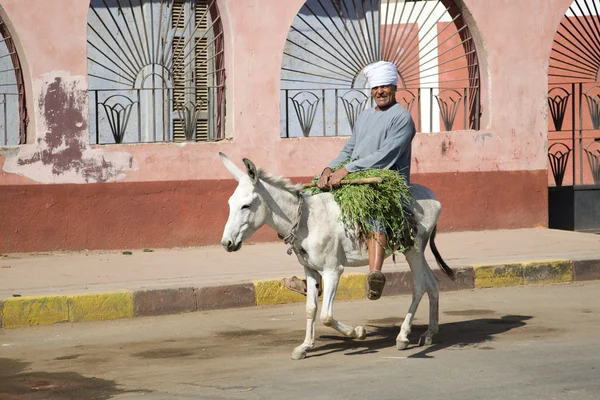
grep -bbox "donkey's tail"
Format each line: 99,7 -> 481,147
430,225 -> 455,281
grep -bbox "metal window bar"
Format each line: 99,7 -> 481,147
573,82 -> 576,185
280,85 -> 479,138
579,82 -> 583,184
3,93 -> 6,144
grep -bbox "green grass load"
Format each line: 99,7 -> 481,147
303,166 -> 416,253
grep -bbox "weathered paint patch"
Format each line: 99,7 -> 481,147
2,73 -> 135,183
472,132 -> 493,144
336,273 -> 368,300
475,260 -> 573,288
440,140 -> 456,157
134,287 -> 197,317
438,266 -> 476,291
254,273 -> 370,306
68,292 -> 134,323
196,284 -> 256,311
3,296 -> 69,328
474,263 -> 524,288
523,260 -> 572,284
573,259 -> 600,281
253,279 -> 306,306
381,271 -> 414,296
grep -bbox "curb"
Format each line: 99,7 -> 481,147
1,258 -> 599,329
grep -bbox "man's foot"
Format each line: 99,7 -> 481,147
281,276 -> 322,296
367,270 -> 386,300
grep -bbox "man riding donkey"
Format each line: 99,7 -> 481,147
282,60 -> 417,301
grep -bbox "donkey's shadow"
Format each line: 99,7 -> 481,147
309,315 -> 532,359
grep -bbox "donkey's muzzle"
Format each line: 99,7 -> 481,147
222,240 -> 242,252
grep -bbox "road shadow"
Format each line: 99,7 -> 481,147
307,315 -> 532,359
0,357 -> 150,400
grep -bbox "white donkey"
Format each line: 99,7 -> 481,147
219,153 -> 454,360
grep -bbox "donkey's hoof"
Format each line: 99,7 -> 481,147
291,347 -> 307,360
396,339 -> 410,350
418,335 -> 433,347
354,326 -> 367,340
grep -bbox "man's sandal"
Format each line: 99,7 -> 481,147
281,276 -> 322,296
367,270 -> 386,300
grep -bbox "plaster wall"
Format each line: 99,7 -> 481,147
0,0 -> 575,252
0,0 -> 573,183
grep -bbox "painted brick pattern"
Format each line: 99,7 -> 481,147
522,261 -> 572,284
134,288 -> 197,317
438,267 -> 475,291
382,271 -> 413,296
573,259 -> 600,281
3,296 -> 70,328
475,263 -> 525,288
68,293 -> 134,323
1,258 -> 599,329
197,284 -> 256,311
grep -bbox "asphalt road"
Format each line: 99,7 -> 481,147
1,281 -> 599,400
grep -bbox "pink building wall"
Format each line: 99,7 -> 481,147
0,0 -> 575,252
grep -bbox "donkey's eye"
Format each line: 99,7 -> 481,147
241,204 -> 251,210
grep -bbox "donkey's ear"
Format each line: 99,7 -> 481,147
219,152 -> 244,181
242,158 -> 259,185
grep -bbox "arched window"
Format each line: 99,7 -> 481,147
87,0 -> 225,144
280,0 -> 479,138
0,15 -> 27,146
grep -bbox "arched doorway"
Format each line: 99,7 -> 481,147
87,0 -> 225,144
548,0 -> 600,231
280,0 -> 480,138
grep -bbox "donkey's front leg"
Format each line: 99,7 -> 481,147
291,267 -> 321,360
320,267 -> 367,340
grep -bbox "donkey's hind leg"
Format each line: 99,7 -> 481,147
319,267 -> 367,340
396,248 -> 427,350
292,267 -> 321,360
418,253 -> 440,347
397,235 -> 440,349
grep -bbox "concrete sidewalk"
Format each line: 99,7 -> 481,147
1,228 -> 599,329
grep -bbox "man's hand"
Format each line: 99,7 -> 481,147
328,166 -> 349,189
317,168 -> 333,190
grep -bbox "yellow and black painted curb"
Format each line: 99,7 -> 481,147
1,258 -> 599,329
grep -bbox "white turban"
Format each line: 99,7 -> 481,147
363,61 -> 398,89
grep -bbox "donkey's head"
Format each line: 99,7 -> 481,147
219,153 -> 269,252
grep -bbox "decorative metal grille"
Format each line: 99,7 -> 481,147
548,143 -> 572,187
585,139 -> 600,184
548,0 -> 600,186
87,0 -> 225,144
280,0 -> 480,138
0,17 -> 27,146
549,0 -> 600,82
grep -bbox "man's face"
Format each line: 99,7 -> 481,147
371,84 -> 397,109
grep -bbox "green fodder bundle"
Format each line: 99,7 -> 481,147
303,168 -> 417,253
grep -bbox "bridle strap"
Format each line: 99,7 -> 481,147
281,190 -> 305,256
